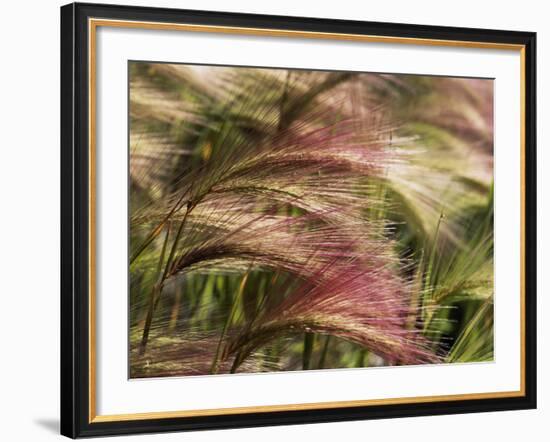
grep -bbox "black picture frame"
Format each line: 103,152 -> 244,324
61,2 -> 537,438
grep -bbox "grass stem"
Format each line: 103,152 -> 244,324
318,335 -> 331,369
302,333 -> 315,370
211,272 -> 250,374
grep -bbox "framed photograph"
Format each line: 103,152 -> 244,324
60,2 -> 536,438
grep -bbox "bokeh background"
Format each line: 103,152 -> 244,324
129,62 -> 494,378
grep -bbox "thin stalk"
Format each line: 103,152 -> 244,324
138,284 -> 161,356
139,223 -> 171,355
140,202 -> 194,354
422,212 -> 444,333
211,272 -> 250,374
318,335 -> 331,369
160,203 -> 193,283
230,350 -> 245,374
425,212 -> 444,290
407,249 -> 425,329
155,222 -> 171,277
302,333 -> 315,370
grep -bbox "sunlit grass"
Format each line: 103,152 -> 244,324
129,62 -> 494,377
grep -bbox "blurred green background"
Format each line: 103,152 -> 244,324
128,62 -> 494,378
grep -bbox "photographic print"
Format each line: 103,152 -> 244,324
61,5 -> 536,436
128,62 -> 494,379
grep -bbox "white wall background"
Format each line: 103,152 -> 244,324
0,0 -> 546,440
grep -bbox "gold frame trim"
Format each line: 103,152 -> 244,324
88,18 -> 527,423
